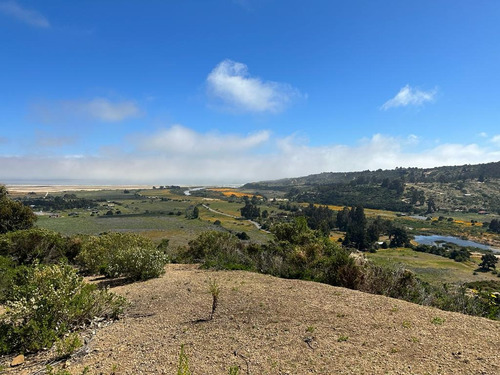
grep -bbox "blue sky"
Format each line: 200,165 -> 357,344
1,0 -> 500,185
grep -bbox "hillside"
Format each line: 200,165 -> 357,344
245,161 -> 500,188
243,161 -> 500,214
6,264 -> 499,375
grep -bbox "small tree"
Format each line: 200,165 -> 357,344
426,197 -> 437,213
389,227 -> 411,248
488,219 -> 500,234
208,279 -> 220,320
479,253 -> 498,271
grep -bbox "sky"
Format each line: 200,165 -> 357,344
1,0 -> 500,185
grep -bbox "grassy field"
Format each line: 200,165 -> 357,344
37,214 -> 217,247
366,247 -> 499,285
34,188 -> 273,247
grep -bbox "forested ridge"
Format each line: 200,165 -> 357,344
244,161 -> 500,213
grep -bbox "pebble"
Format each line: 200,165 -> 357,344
11,354 -> 25,367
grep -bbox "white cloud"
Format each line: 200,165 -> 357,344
478,132 -> 488,138
491,135 -> 500,146
0,1 -> 50,28
33,98 -> 141,123
138,125 -> 270,155
381,85 -> 436,110
206,59 -> 302,113
2,127 -> 500,185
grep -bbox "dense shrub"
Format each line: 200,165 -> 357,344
185,231 -> 252,270
413,244 -> 471,262
0,228 -> 79,265
0,263 -> 126,354
0,255 -> 29,303
76,232 -> 169,280
314,246 -> 362,289
186,222 -> 361,289
360,265 -> 430,304
107,245 -> 169,280
0,189 -> 37,234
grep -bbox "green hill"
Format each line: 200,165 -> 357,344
243,161 -> 500,214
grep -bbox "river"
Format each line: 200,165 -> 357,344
414,235 -> 500,253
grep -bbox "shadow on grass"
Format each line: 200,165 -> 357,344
474,267 -> 493,273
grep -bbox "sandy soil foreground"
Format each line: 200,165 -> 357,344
2,264 -> 500,374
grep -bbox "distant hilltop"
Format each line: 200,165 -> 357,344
242,161 -> 500,214
244,161 -> 500,188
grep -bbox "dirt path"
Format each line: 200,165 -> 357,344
4,264 -> 500,374
201,204 -> 270,233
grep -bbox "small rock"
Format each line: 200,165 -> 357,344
11,354 -> 25,367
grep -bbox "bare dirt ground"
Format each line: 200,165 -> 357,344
3,264 -> 500,375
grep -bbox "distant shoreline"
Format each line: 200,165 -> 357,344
4,183 -> 243,193
4,184 -> 152,193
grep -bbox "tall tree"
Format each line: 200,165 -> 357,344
240,195 -> 260,220
426,197 -> 437,213
343,206 -> 369,250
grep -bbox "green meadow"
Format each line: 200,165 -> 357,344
366,247 -> 499,285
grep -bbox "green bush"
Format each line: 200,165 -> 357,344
0,228 -> 78,265
107,245 -> 169,280
316,249 -> 362,289
0,263 -> 126,354
186,231 -> 252,270
0,193 -> 37,234
360,264 -> 429,304
76,232 -> 169,280
0,255 -> 29,303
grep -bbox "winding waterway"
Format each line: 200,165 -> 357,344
414,235 -> 500,253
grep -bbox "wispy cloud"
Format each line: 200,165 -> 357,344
2,127 -> 500,185
206,59 -> 303,113
0,1 -> 50,28
33,98 -> 141,124
81,98 -> 140,122
35,131 -> 76,148
491,135 -> 500,146
381,85 -> 436,110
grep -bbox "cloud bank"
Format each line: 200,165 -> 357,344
381,85 -> 436,110
206,59 -> 302,113
138,125 -> 270,155
1,127 -> 500,185
0,1 -> 50,28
